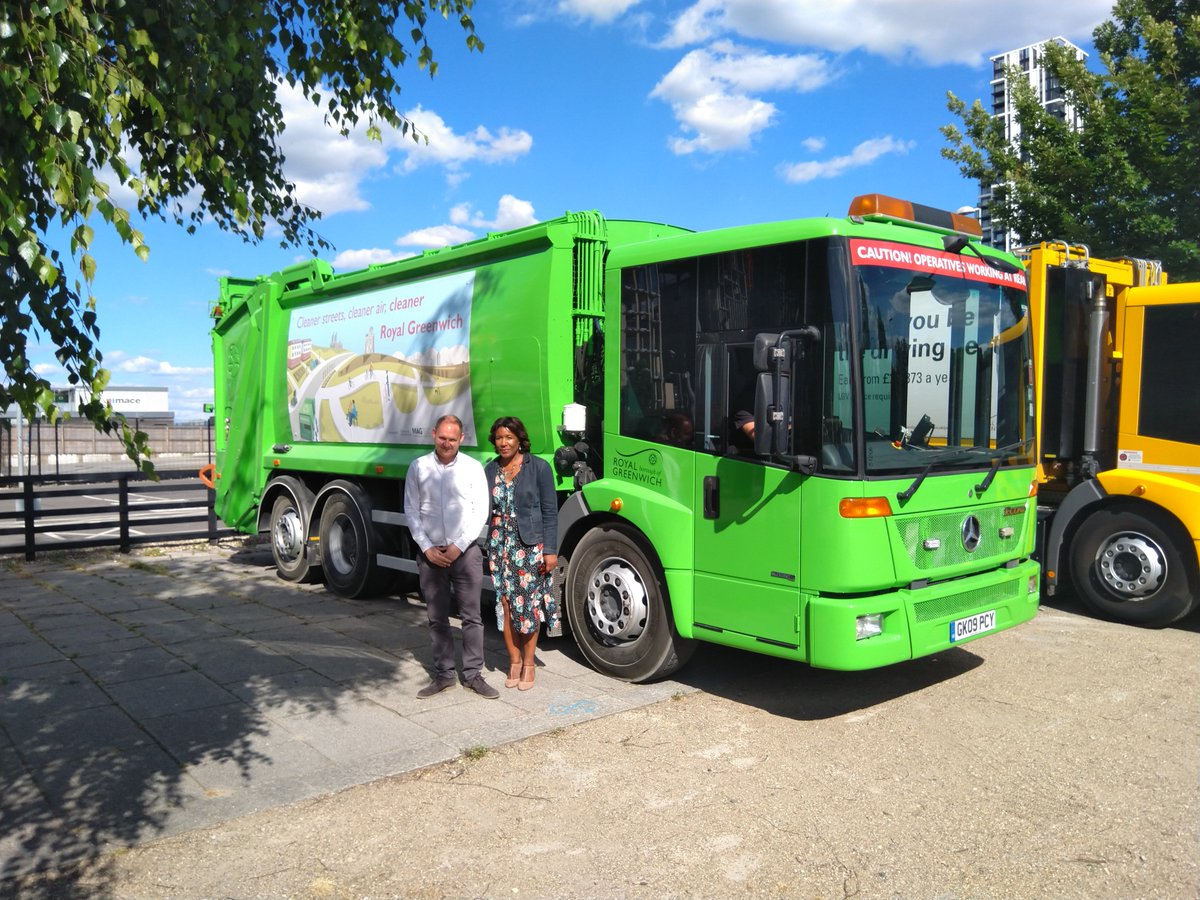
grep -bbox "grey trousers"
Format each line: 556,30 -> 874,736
417,544 -> 484,681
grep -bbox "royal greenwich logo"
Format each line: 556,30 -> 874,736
612,448 -> 664,487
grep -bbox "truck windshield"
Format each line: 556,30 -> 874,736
836,240 -> 1035,476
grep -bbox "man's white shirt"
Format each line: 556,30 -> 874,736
403,451 -> 489,554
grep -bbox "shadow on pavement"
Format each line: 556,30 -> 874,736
0,541 -> 430,895
671,641 -> 984,720
543,616 -> 985,722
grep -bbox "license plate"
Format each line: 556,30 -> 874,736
949,609 -> 997,643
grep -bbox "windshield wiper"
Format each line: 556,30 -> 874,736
897,441 -> 1026,505
896,446 -> 978,504
942,234 -> 1023,275
975,441 -> 1031,495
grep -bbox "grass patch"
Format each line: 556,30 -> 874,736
462,745 -> 489,761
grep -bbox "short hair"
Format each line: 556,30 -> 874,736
488,416 -> 531,453
434,414 -> 464,434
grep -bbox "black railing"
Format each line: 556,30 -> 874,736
0,469 -> 234,561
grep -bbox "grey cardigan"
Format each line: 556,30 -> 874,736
484,453 -> 559,554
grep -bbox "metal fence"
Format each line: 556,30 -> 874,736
0,469 -> 234,561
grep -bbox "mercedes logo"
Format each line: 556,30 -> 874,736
961,515 -> 982,553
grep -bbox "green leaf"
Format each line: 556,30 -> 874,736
17,240 -> 39,267
47,42 -> 69,70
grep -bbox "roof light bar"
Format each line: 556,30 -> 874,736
849,193 -> 982,239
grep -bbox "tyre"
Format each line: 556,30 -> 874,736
566,524 -> 695,682
318,489 -> 392,599
1069,507 -> 1196,627
269,492 -> 318,583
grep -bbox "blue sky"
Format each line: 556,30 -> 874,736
32,0 -> 1115,421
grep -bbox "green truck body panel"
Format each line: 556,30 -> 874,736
211,204 -> 1040,679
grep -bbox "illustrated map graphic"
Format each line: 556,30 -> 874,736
285,269 -> 478,446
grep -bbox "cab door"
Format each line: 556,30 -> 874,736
691,344 -> 803,648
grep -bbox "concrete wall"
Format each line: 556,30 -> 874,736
1,419 -> 214,477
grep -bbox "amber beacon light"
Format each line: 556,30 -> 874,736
848,193 -> 982,238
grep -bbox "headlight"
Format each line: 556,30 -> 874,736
856,613 -> 884,640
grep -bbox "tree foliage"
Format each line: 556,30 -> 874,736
942,0 -> 1199,279
0,0 -> 481,471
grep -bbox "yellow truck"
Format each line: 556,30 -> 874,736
1026,242 -> 1200,625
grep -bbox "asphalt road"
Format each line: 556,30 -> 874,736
0,481 -> 214,552
22,573 -> 1198,900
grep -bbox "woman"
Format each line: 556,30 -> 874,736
484,416 -> 560,691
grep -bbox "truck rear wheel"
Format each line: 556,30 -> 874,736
566,524 -> 695,682
319,490 -> 392,599
1069,507 -> 1196,626
270,493 -> 318,583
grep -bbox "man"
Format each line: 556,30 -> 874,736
403,414 -> 497,699
731,408 -> 755,453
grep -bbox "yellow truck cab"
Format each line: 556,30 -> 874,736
1026,242 -> 1200,625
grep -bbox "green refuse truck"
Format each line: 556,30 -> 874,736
210,196 -> 1040,682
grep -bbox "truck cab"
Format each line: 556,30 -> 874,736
1027,242 -> 1200,625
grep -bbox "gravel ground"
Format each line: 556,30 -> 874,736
16,597 -> 1200,900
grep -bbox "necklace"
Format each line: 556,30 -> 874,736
501,455 -> 522,479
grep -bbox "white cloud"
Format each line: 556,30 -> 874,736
801,136 -> 826,153
778,136 -> 914,183
393,107 -> 533,179
450,195 -> 539,232
491,195 -> 538,231
178,387 -> 215,400
396,224 -> 477,250
317,196 -> 539,270
276,81 -> 389,215
330,247 -> 414,270
393,196 -> 538,251
663,0 -> 1111,65
556,0 -> 642,25
275,87 -> 533,209
115,356 -> 213,376
652,42 -> 834,154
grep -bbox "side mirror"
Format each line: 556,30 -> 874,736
754,371 -> 791,456
753,333 -> 789,372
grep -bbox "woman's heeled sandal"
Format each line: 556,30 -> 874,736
505,663 -> 522,689
517,664 -> 536,691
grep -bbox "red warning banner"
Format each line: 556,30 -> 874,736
851,239 -> 1027,289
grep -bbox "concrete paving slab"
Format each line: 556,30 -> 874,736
0,640 -> 69,671
170,637 -> 306,684
0,540 -> 688,884
38,621 -> 139,655
130,616 -> 237,645
7,705 -> 147,762
103,668 -> 240,719
74,643 -> 193,686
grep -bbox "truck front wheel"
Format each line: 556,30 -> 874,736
1069,507 -> 1196,626
319,491 -> 390,599
566,524 -> 695,682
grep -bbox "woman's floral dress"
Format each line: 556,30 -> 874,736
487,469 -> 560,635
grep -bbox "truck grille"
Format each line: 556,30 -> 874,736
893,507 -> 1023,570
913,580 -> 1020,623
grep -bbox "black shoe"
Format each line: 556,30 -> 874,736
416,676 -> 457,699
463,674 -> 499,699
